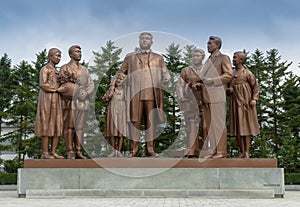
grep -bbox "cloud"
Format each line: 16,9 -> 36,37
0,0 -> 300,75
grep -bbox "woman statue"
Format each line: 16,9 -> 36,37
227,51 -> 260,158
177,48 -> 205,158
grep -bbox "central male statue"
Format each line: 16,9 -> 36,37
111,32 -> 170,157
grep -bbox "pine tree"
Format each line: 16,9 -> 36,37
277,72 -> 300,171
281,73 -> 300,138
263,49 -> 292,156
0,53 -> 13,136
183,44 -> 196,65
6,60 -> 38,160
278,128 -> 300,172
250,49 -> 293,160
32,49 -> 48,88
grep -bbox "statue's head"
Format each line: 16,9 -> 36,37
139,32 -> 153,50
207,36 -> 222,53
47,48 -> 61,65
68,45 -> 82,61
192,48 -> 205,64
233,51 -> 246,66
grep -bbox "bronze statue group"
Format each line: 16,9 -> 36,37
35,33 -> 259,159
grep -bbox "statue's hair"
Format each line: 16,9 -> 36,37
193,48 -> 205,59
234,51 -> 246,64
139,32 -> 153,39
47,48 -> 61,59
68,45 -> 81,56
209,36 -> 222,49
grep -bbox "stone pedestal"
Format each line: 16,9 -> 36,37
18,158 -> 284,198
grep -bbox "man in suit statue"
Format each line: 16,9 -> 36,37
201,36 -> 232,158
110,32 -> 170,157
58,45 -> 94,159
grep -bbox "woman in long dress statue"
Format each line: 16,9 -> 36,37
227,51 -> 260,158
35,48 -> 64,159
177,48 -> 205,158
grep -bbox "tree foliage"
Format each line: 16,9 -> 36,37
0,54 -> 13,135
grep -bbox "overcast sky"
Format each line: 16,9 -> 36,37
1,0 -> 300,75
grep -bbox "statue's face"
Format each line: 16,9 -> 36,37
193,51 -> 204,65
50,51 -> 61,65
70,48 -> 82,61
207,40 -> 218,53
232,53 -> 241,66
116,74 -> 126,86
139,34 -> 153,50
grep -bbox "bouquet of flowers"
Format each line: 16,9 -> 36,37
57,71 -> 78,98
58,71 -> 77,84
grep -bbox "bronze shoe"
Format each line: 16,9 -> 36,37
76,152 -> 87,159
204,151 -> 216,159
213,153 -> 226,158
41,152 -> 54,159
116,151 -> 123,157
128,152 -> 137,158
148,152 -> 159,158
107,151 -> 115,158
67,151 -> 75,159
51,152 -> 64,159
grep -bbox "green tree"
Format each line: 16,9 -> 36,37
278,72 -> 300,171
6,60 -> 39,160
277,128 -> 300,172
32,49 -> 47,87
182,44 -> 196,65
281,73 -> 300,138
0,53 -> 13,136
263,49 -> 292,156
249,49 -> 294,163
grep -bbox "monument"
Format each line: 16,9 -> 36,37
18,34 -> 284,199
108,32 -> 170,158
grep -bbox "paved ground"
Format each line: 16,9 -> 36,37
0,191 -> 299,207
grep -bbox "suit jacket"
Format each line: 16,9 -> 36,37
117,51 -> 170,123
201,51 -> 232,103
59,61 -> 94,110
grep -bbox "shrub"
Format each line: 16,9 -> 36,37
4,158 -> 23,173
0,172 -> 17,185
285,173 -> 300,185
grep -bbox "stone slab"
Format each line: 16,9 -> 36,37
285,185 -> 300,191
18,168 -> 284,198
26,188 -> 275,198
23,158 -> 278,168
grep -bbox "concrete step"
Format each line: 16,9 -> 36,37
26,189 -> 275,199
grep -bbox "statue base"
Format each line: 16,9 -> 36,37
18,158 -> 284,198
23,157 -> 278,168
